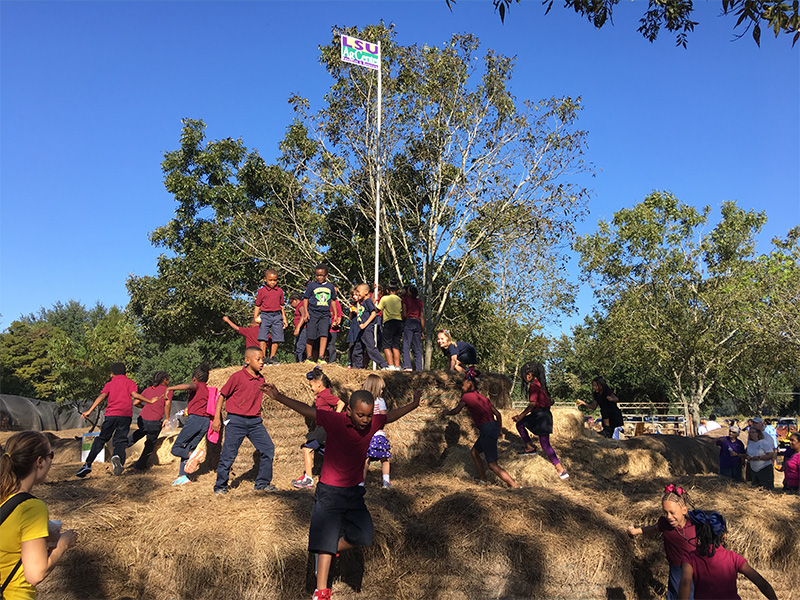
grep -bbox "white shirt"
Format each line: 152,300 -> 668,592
705,420 -> 722,432
747,438 -> 774,472
373,397 -> 387,437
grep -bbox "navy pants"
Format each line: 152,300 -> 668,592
215,414 -> 275,491
86,415 -> 131,465
352,323 -> 387,368
171,414 -> 210,477
294,326 -> 308,362
129,416 -> 162,470
402,318 -> 423,370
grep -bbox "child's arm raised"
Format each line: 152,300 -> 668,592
442,400 -> 466,417
386,390 -> 421,424
739,563 -> 777,600
81,393 -> 108,420
627,524 -> 659,537
262,383 -> 316,420
223,315 -> 241,331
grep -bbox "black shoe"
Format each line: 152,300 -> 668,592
111,455 -> 124,476
214,487 -> 229,495
256,484 -> 278,492
76,464 -> 92,478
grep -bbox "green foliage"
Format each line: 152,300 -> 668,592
0,320 -> 58,399
453,0 -> 799,47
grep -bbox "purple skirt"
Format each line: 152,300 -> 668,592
367,433 -> 392,460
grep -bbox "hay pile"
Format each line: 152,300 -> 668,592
12,364 -> 797,600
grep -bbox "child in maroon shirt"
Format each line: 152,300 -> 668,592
128,371 -> 173,473
223,315 -> 261,351
628,485 -> 697,600
212,347 -> 276,494
292,367 -> 345,489
262,383 -> 421,600
291,293 -> 309,363
76,362 -> 155,478
678,510 -> 776,600
254,269 -> 288,365
442,369 -> 520,489
167,364 -> 212,486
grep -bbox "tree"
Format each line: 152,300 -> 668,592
449,0 -> 799,47
271,25 -> 590,367
0,320 -> 58,399
575,192 -> 767,431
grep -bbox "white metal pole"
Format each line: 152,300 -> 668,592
373,42 -> 382,304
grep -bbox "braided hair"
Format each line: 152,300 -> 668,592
688,510 -> 727,557
306,366 -> 332,389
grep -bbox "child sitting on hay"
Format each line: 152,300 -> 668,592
442,368 -> 520,489
261,382 -> 421,600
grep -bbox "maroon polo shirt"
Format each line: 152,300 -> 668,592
139,384 -> 173,421
220,367 -> 265,417
102,374 -> 138,418
187,381 -> 211,417
316,411 -> 387,487
255,285 -> 285,312
460,391 -> 494,428
315,388 -> 341,412
293,304 -> 304,328
402,296 -> 424,319
657,516 -> 696,566
237,326 -> 260,348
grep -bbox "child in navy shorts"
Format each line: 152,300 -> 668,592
254,269 -> 288,365
303,264 -> 337,364
442,368 -> 520,488
262,382 -> 421,600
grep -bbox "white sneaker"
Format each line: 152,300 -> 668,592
111,455 -> 124,476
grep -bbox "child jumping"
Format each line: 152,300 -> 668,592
362,374 -> 393,488
442,368 -> 520,488
76,362 -> 155,478
254,269 -> 288,365
262,383 -> 421,600
512,361 -> 569,480
627,484 -> 697,600
212,347 -> 276,494
292,367 -> 345,489
128,371 -> 173,473
678,510 -> 777,600
167,364 -> 212,486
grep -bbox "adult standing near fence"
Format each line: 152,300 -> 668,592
1,431 -> 77,600
577,376 -> 623,438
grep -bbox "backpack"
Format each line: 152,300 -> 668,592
0,492 -> 36,597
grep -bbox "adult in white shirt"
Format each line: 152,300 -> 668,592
705,414 -> 722,432
746,427 -> 776,489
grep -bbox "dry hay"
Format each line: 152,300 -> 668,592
14,364 -> 800,600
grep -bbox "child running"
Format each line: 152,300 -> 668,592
212,347 -> 276,494
167,364 -> 212,486
627,484 -> 697,600
678,510 -> 777,600
292,367 -> 345,489
261,383 -> 421,600
128,371 -> 173,473
362,374 -> 393,489
512,361 -> 569,480
442,368 -> 520,488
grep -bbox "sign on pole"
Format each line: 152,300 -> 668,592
341,35 -> 381,71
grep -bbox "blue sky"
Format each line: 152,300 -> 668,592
1,1 -> 798,333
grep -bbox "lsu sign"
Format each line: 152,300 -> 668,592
341,35 -> 380,71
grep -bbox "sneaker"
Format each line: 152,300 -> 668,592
214,487 -> 229,495
518,448 -> 537,456
292,475 -> 314,489
184,447 -> 206,474
268,358 -> 280,365
255,484 -> 278,492
304,359 -> 316,364
403,368 -> 413,372
172,475 -> 191,486
347,364 -> 352,369
317,359 -> 326,365
111,455 -> 124,476
559,471 -> 570,480
382,480 -> 393,489
76,464 -> 92,478
312,588 -> 332,600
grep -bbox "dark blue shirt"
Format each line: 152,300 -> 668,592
303,281 -> 337,314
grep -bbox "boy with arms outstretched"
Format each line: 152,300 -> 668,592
77,362 -> 156,478
212,346 -> 276,494
254,269 -> 288,365
262,382 -> 421,600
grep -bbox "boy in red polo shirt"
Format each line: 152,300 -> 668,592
212,347 -> 276,494
254,269 -> 288,365
262,382 -> 421,600
76,362 -> 154,478
223,314 -> 261,351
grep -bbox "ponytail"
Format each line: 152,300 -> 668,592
0,431 -> 50,502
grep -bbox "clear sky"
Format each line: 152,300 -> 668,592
1,1 -> 798,332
